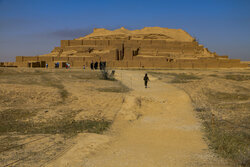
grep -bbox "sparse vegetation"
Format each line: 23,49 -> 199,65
170,73 -> 201,83
97,70 -> 130,93
99,69 -> 116,81
197,107 -> 250,167
0,108 -> 111,135
97,86 -> 130,93
206,90 -> 250,101
0,68 -> 125,166
135,97 -> 142,108
97,81 -> 130,93
209,74 -> 218,77
149,72 -> 201,83
197,89 -> 250,166
188,81 -> 249,166
150,69 -> 250,166
225,75 -> 250,81
0,69 -> 119,135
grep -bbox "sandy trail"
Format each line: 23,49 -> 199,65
47,70 -> 229,167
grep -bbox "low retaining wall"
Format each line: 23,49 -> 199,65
14,56 -> 248,68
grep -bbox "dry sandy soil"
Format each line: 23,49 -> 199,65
0,67 -> 249,167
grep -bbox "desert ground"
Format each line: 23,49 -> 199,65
0,67 -> 249,167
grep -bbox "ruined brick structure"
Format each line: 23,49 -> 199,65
14,27 -> 247,68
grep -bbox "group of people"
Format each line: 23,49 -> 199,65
90,61 -> 106,70
52,61 -> 150,89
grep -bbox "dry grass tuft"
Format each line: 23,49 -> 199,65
169,73 -> 201,83
148,72 -> 201,83
225,75 -> 250,81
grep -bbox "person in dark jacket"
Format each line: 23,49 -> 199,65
94,62 -> 98,70
143,73 -> 149,88
103,61 -> 106,70
90,61 -> 94,70
99,61 -> 103,70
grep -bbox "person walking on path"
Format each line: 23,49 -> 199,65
143,73 -> 149,88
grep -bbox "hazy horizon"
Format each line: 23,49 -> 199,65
0,0 -> 250,62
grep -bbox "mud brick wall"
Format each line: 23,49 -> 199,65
15,38 -> 247,69
70,61 -> 85,68
140,60 -> 155,68
22,56 -> 39,62
151,40 -> 166,48
61,40 -> 69,47
47,61 -> 55,68
127,61 -> 141,67
95,40 -> 109,47
16,56 -> 24,62
125,40 -> 140,48
123,48 -> 133,60
113,61 -> 128,67
15,62 -> 28,67
53,57 -> 69,62
99,53 -> 116,61
68,57 -> 84,62
82,40 -> 96,46
38,57 -> 54,62
69,40 -> 83,46
178,62 -> 193,68
84,57 -> 94,62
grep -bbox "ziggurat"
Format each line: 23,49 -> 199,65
13,27 -> 247,68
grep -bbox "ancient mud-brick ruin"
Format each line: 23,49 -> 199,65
14,27 -> 247,68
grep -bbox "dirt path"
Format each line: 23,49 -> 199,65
47,70 -> 230,167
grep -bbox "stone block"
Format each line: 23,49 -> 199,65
82,40 -> 96,45
84,57 -> 95,62
217,55 -> 229,59
219,62 -> 231,68
69,40 -> 83,46
193,63 -> 207,68
54,57 -> 69,62
112,61 -> 123,68
151,40 -> 166,48
47,62 -> 55,68
16,56 -> 23,62
23,56 -> 38,62
127,61 -> 140,67
15,62 -> 27,67
179,62 -> 193,68
140,40 -> 152,46
125,40 -> 140,48
151,61 -> 166,67
206,62 -> 220,68
124,48 -> 133,60
140,60 -> 154,68
169,62 -> 179,68
68,57 -> 84,62
95,40 -> 109,46
61,40 -> 69,47
3,62 -> 17,67
71,61 -> 85,68
38,56 -> 53,62
100,53 -> 116,61
229,59 -> 240,63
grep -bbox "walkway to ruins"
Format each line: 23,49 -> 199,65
47,70 -> 230,167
